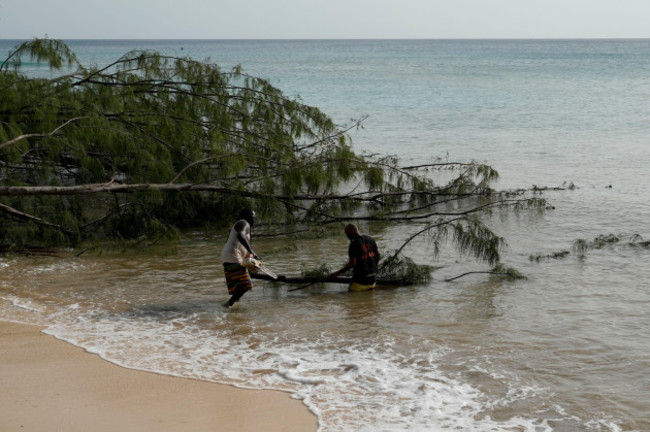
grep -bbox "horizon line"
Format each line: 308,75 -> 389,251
2,37 -> 650,41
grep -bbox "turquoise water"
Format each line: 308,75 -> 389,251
1,39 -> 649,431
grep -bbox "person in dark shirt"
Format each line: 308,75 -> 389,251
330,223 -> 381,291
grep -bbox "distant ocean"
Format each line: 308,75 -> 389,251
1,39 -> 649,431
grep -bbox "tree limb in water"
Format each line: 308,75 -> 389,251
249,272 -> 412,287
444,266 -> 526,282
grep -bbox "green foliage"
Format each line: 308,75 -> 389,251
378,252 -> 434,284
573,234 -> 619,257
572,233 -> 650,257
572,239 -> 589,257
301,263 -> 332,279
365,167 -> 384,190
452,218 -> 504,266
529,250 -> 570,262
490,263 -> 526,280
0,39 -> 354,244
1,38 -> 79,71
591,234 -> 620,248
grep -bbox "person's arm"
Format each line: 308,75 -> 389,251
331,256 -> 356,278
234,220 -> 259,259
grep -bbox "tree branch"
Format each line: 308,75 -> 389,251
444,270 -> 525,282
0,182 -> 254,197
379,217 -> 462,270
0,203 -> 72,234
249,272 -> 411,287
0,117 -> 87,150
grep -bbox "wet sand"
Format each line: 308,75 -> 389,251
0,321 -> 317,432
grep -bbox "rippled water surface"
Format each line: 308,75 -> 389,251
1,39 -> 649,431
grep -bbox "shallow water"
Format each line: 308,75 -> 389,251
1,222 -> 648,431
2,39 -> 650,431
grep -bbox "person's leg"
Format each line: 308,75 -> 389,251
226,285 -> 248,306
223,263 -> 253,307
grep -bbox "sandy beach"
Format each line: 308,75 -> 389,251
0,321 -> 317,432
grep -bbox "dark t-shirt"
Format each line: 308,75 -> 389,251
348,235 -> 379,284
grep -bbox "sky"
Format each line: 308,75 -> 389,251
1,0 -> 649,39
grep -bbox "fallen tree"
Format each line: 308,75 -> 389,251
1,39 -> 548,278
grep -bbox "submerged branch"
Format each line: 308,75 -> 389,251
444,265 -> 526,282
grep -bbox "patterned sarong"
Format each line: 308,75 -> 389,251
223,263 -> 253,294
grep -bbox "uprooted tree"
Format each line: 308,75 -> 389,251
0,39 -> 547,282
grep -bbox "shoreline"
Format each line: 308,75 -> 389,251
0,320 -> 317,432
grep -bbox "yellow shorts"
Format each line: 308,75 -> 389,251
349,282 -> 376,292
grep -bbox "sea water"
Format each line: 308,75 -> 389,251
1,39 -> 649,431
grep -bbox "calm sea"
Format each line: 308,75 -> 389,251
1,39 -> 649,431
